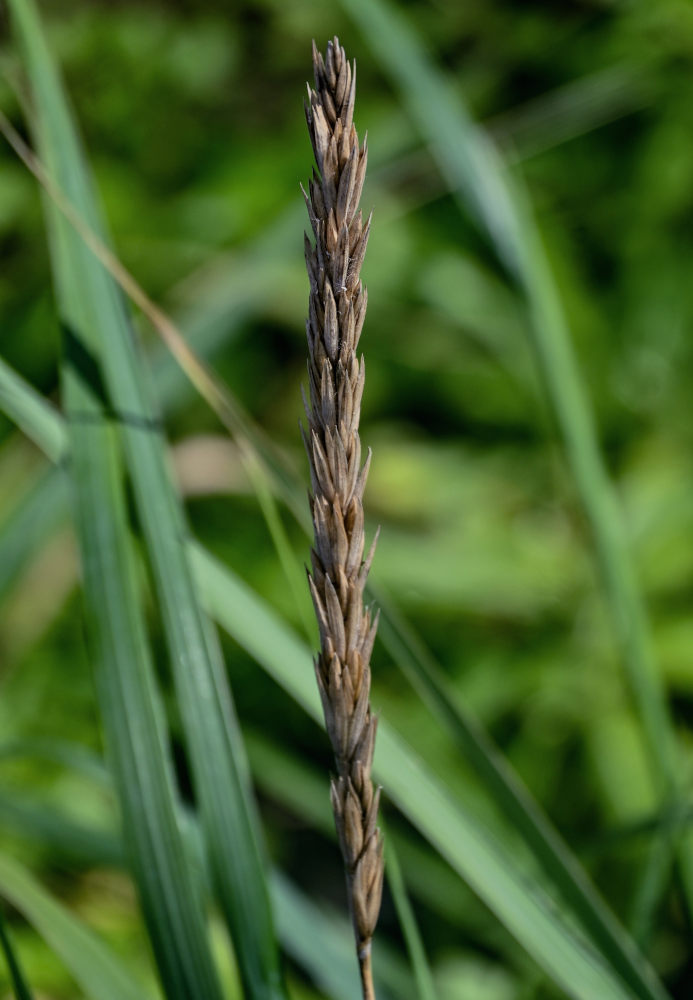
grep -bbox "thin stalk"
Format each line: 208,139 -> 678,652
382,817 -> 438,1000
0,907 -> 34,1000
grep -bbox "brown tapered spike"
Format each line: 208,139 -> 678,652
301,36 -> 383,1000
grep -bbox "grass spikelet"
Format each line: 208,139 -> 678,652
302,36 -> 383,1000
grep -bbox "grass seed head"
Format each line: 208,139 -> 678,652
302,35 -> 383,996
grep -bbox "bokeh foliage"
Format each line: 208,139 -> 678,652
1,0 -> 693,997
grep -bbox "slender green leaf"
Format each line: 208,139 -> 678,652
0,904 -> 34,1000
587,806 -> 693,856
0,367 -> 66,460
0,465 -> 68,603
9,2 -> 285,996
178,373 -> 668,995
0,356 -> 65,463
629,836 -> 674,948
0,854 -> 150,1000
382,819 -> 438,1000
242,448 -> 315,644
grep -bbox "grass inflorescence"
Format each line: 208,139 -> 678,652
301,36 -> 383,1000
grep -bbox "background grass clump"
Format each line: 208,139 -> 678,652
1,0 -> 693,998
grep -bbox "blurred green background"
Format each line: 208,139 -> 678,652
2,0 -> 693,996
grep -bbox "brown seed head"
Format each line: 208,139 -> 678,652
302,36 -> 383,975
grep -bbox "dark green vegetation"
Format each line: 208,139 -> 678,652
0,0 -> 692,997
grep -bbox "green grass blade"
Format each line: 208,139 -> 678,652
0,356 -> 65,463
0,854 -> 151,1000
381,819 -> 438,1000
629,838 -> 674,948
0,464 -> 67,603
0,904 -> 34,1000
0,367 -> 66,459
627,802 -> 691,948
8,2 -> 285,996
241,448 -> 315,643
